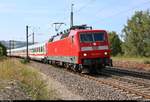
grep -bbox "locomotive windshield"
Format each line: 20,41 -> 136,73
80,32 -> 105,43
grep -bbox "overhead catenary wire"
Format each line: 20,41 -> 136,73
91,0 -> 150,24
74,0 -> 96,14
57,0 -> 96,25
49,1 -> 150,39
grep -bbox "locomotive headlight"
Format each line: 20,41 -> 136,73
104,52 -> 108,55
83,53 -> 87,57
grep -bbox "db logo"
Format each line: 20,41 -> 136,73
92,46 -> 98,50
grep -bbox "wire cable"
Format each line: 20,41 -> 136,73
91,0 -> 150,24
74,0 -> 96,14
57,0 -> 96,24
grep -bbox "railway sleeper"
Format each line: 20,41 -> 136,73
121,91 -> 129,94
141,91 -> 150,93
136,86 -> 145,88
126,94 -> 136,97
143,88 -> 150,90
132,96 -> 143,100
116,89 -> 124,92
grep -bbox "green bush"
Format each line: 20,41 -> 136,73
122,10 -> 150,57
0,56 -> 7,61
0,43 -> 6,56
20,58 -> 30,64
144,60 -> 150,64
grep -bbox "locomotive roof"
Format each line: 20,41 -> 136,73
49,30 -> 106,42
49,25 -> 107,42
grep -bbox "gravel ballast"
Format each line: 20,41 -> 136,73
40,73 -> 84,100
0,80 -> 30,100
29,62 -> 135,100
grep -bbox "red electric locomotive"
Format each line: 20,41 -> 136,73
45,25 -> 111,73
8,25 -> 112,73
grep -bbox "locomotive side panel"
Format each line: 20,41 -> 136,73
46,35 -> 80,64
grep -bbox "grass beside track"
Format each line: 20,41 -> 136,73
0,58 -> 58,100
112,56 -> 150,64
0,56 -> 7,61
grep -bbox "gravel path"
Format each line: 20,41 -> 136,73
29,62 -> 135,100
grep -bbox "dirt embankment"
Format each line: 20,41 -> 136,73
0,58 -> 58,100
0,80 -> 30,100
113,60 -> 150,72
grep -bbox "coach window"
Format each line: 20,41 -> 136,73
43,47 -> 44,52
41,47 -> 42,52
40,47 -> 42,52
39,47 -> 40,52
41,47 -> 43,52
42,47 -> 44,52
36,48 -> 38,52
39,47 -> 41,52
37,48 -> 38,52
38,48 -> 40,52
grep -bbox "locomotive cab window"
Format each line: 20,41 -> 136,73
94,33 -> 105,42
80,32 -> 105,43
80,34 -> 93,42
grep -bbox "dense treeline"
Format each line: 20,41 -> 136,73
0,42 -> 6,56
108,10 -> 150,57
108,31 -> 122,56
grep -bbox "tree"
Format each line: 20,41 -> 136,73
108,31 -> 122,56
0,42 -> 7,56
122,10 -> 150,57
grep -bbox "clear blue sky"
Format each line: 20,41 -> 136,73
0,0 -> 150,42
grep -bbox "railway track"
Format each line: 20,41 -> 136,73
43,61 -> 150,100
80,73 -> 150,100
105,66 -> 150,79
66,66 -> 150,100
101,67 -> 150,87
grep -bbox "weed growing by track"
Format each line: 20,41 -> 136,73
112,56 -> 150,63
0,58 -> 58,100
20,58 -> 30,64
0,56 -> 7,61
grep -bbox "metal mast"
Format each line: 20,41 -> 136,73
70,4 -> 74,28
32,32 -> 34,44
26,25 -> 29,60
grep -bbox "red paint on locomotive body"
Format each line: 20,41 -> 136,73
77,30 -> 111,64
46,28 -> 111,66
46,30 -> 80,63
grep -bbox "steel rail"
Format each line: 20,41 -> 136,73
80,74 -> 150,99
